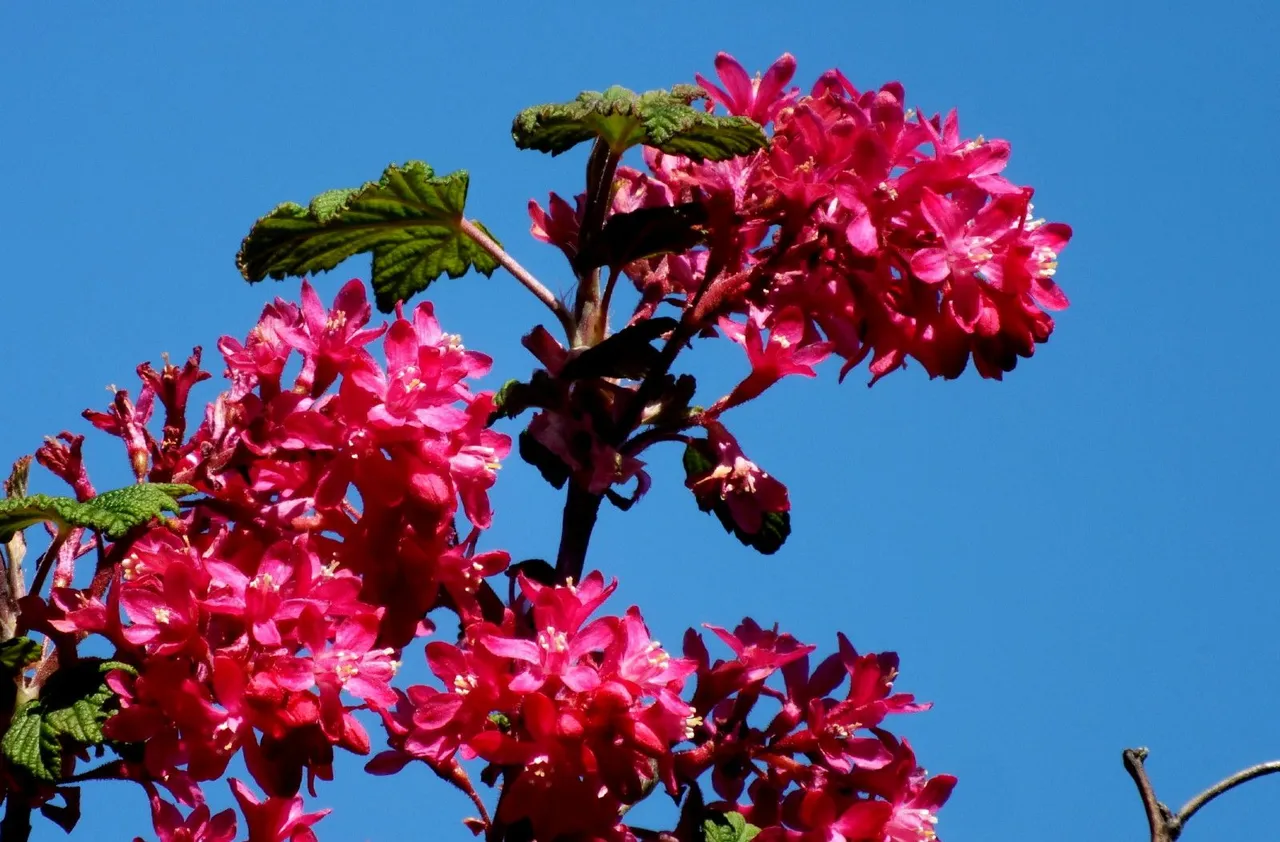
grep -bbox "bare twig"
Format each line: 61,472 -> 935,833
1123,748 -> 1178,842
1176,759 -> 1280,826
1124,747 -> 1280,841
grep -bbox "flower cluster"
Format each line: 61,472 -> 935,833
638,51 -> 1072,384
0,51 -> 1046,842
521,52 -> 1071,546
373,573 -> 952,842
14,276 -> 953,842
25,280 -> 509,839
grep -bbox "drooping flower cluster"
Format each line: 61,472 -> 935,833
633,51 -> 1073,385
521,52 -> 1071,546
24,280 -> 509,839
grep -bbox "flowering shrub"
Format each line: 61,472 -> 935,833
0,52 -> 1069,842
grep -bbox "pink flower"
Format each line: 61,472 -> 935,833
757,789 -> 892,842
275,279 -> 385,394
686,422 -> 789,537
712,306 -> 833,413
528,192 -> 584,262
300,607 -> 400,709
83,387 -> 155,480
229,779 -> 329,842
121,561 -> 207,657
696,52 -> 799,126
135,795 -> 236,842
480,612 -> 611,694
704,617 -> 814,684
137,347 -> 212,457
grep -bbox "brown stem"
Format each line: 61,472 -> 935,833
1176,760 -> 1280,826
0,798 -> 31,842
1124,748 -> 1177,842
572,141 -> 623,345
1124,747 -> 1280,841
458,217 -> 574,338
553,483 -> 603,583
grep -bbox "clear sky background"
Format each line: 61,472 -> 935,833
2,2 -> 1278,840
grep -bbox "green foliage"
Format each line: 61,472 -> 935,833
702,812 -> 761,842
0,483 -> 194,541
513,85 -> 767,161
682,443 -> 790,555
490,379 -> 528,423
0,637 -> 40,673
577,203 -> 709,271
2,660 -> 135,783
236,161 -> 500,313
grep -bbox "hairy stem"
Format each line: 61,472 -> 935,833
554,483 -> 604,583
572,140 -> 623,345
458,217 -> 574,338
28,528 -> 69,598
1124,747 -> 1280,841
0,798 -> 31,842
599,265 -> 623,328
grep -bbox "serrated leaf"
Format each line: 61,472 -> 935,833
1,660 -> 134,782
703,812 -> 760,842
237,161 -> 500,313
682,443 -> 789,555
559,317 -> 679,382
513,85 -> 767,162
0,637 -> 41,672
0,484 -> 194,541
518,431 -> 570,490
577,203 -> 709,271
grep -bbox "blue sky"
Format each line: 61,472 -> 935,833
2,1 -> 1279,840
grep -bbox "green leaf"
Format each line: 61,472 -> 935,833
559,317 -> 679,382
682,442 -> 789,555
0,637 -> 40,672
0,483 -> 194,541
513,85 -> 767,162
577,203 -> 709,271
703,811 -> 761,842
236,161 -> 500,313
1,659 -> 135,782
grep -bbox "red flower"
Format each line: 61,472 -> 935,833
696,52 -> 800,126
229,779 -> 329,842
686,422 -> 789,537
134,795 -> 236,842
